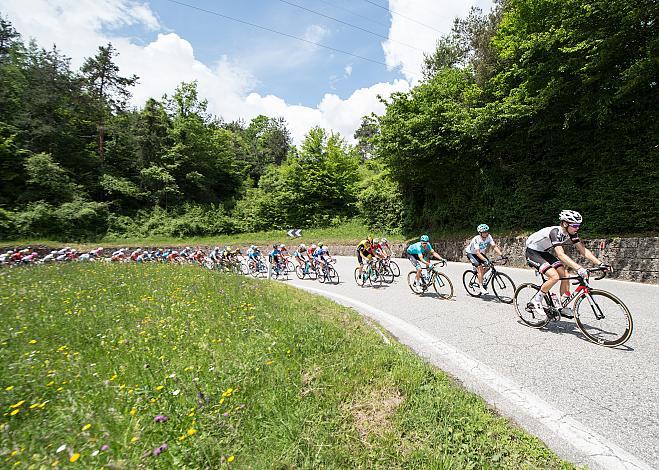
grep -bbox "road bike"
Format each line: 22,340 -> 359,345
316,258 -> 339,284
462,256 -> 515,303
247,257 -> 268,278
407,260 -> 453,299
354,258 -> 387,287
380,257 -> 400,277
295,259 -> 317,280
513,266 -> 633,347
270,258 -> 289,280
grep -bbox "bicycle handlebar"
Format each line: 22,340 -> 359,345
565,266 -> 609,283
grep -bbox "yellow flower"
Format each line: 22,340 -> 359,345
155,385 -> 164,391
129,408 -> 137,416
29,339 -> 37,344
10,409 -> 19,415
130,436 -> 139,443
187,428 -> 197,436
46,381 -> 55,387
29,403 -> 39,410
228,455 -> 235,463
109,374 -> 117,381
5,386 -> 14,391
9,400 -> 25,408
178,435 -> 187,441
265,360 -> 273,365
82,424 -> 91,431
69,453 -> 80,462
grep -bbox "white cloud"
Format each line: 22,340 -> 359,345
383,0 -> 494,84
1,0 -> 411,144
344,64 -> 353,76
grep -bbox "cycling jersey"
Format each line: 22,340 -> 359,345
407,242 -> 433,256
526,226 -> 580,253
357,239 -> 373,256
465,234 -> 495,254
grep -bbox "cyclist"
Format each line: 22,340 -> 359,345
465,224 -> 504,295
407,235 -> 446,288
379,237 -> 392,258
307,244 -> 318,270
293,243 -> 308,270
269,244 -> 284,273
525,210 -> 612,316
356,237 -> 374,279
315,243 -> 332,271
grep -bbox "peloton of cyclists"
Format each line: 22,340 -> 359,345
465,224 -> 504,295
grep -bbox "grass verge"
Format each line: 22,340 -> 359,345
1,264 -> 570,468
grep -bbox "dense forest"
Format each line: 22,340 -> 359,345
1,0 -> 657,241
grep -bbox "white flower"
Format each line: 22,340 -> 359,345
172,389 -> 180,396
56,444 -> 67,453
91,450 -> 99,457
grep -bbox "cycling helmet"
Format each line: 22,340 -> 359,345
373,238 -> 380,244
559,210 -> 582,224
279,244 -> 286,248
299,243 -> 306,250
310,244 -> 317,249
477,224 -> 490,233
420,235 -> 430,242
321,246 -> 329,253
318,242 -> 324,248
381,238 -> 388,244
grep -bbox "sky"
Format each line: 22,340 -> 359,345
1,0 -> 493,143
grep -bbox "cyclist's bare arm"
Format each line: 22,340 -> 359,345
554,245 -> 581,271
475,249 -> 487,262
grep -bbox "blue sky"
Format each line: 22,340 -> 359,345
2,0 -> 492,142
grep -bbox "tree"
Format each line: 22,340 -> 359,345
80,43 -> 138,162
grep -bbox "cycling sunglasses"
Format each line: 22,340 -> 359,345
569,223 -> 582,229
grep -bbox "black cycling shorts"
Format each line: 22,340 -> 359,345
466,253 -> 487,267
525,248 -> 563,274
408,253 -> 423,269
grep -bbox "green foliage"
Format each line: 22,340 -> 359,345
24,153 -> 81,203
357,160 -> 404,231
378,0 -> 659,235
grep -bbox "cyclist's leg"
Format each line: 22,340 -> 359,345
357,251 -> 364,276
408,254 -> 422,282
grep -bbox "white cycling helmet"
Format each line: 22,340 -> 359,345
559,210 -> 582,224
477,224 -> 490,233
381,238 -> 388,243
299,243 -> 306,250
373,238 -> 380,244
310,244 -> 317,249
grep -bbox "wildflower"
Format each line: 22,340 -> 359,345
265,360 -> 273,365
100,445 -> 109,452
46,381 -> 54,387
5,386 -> 14,391
177,435 -> 186,441
155,385 -> 164,391
29,404 -> 39,410
172,389 -> 180,396
131,436 -> 139,443
228,455 -> 235,463
56,445 -> 67,453
152,443 -> 168,456
29,339 -> 37,344
109,374 -> 117,381
129,408 -> 137,416
154,414 -> 168,423
9,400 -> 25,408
187,428 -> 197,436
69,453 -> 80,463
81,424 -> 91,431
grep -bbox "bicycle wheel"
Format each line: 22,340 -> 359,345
308,264 -> 317,280
513,283 -> 550,328
462,270 -> 480,297
317,266 -> 326,283
432,272 -> 454,299
369,266 -> 381,286
286,260 -> 295,273
389,260 -> 400,277
380,266 -> 395,284
328,266 -> 339,284
407,271 -> 423,294
492,272 -> 515,304
354,267 -> 366,286
296,265 -> 305,279
574,289 -> 633,347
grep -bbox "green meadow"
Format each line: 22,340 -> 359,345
1,264 -> 570,468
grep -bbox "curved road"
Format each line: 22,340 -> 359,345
280,257 -> 658,469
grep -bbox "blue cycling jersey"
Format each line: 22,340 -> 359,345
407,242 -> 433,256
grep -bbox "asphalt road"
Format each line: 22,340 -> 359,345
280,257 -> 659,470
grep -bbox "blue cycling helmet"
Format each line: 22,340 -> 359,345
420,235 -> 430,242
477,224 -> 490,233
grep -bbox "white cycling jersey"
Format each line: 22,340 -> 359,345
465,234 -> 495,254
526,226 -> 580,252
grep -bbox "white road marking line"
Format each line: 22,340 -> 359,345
293,283 -> 653,470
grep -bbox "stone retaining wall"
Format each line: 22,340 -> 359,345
4,236 -> 658,283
